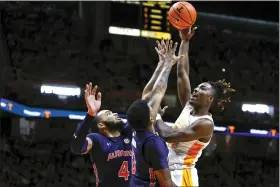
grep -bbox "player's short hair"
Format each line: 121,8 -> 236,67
208,79 -> 235,110
126,99 -> 150,131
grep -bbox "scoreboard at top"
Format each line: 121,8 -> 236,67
110,1 -> 172,39
142,1 -> 171,32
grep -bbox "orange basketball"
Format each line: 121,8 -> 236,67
168,2 -> 197,30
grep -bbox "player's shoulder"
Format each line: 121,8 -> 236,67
144,135 -> 168,157
145,134 -> 166,148
192,117 -> 214,130
87,133 -> 106,142
87,132 -> 102,137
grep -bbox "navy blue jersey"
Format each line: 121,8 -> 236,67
130,131 -> 169,187
88,123 -> 133,187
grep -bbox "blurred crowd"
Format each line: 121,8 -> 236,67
1,134 -> 278,187
1,2 -> 278,129
0,2 -> 279,187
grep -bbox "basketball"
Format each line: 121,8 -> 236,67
168,2 -> 197,30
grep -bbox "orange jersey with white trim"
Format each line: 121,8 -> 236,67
167,104 -> 213,170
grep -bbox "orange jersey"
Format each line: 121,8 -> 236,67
167,104 -> 214,186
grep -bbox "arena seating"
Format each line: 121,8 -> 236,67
1,2 -> 278,129
0,135 -> 278,187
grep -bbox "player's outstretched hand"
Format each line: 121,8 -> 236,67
155,39 -> 166,62
85,82 -> 102,116
155,39 -> 184,66
179,26 -> 198,41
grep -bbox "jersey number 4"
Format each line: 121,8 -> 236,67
118,161 -> 130,180
118,153 -> 136,180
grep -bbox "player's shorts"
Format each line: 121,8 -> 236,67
171,168 -> 199,187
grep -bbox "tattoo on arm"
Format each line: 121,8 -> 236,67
156,119 -> 176,139
148,66 -> 172,119
142,62 -> 164,101
157,119 -> 214,142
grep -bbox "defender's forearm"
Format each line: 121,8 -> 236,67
152,65 -> 172,96
71,114 -> 94,153
142,61 -> 164,100
156,119 -> 175,139
149,65 -> 172,118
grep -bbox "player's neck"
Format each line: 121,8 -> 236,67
192,107 -> 209,116
145,125 -> 156,134
105,130 -> 121,137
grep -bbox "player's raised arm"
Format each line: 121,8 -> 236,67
71,83 -> 102,154
156,118 -> 213,143
177,27 -> 197,108
148,40 -> 184,120
142,40 -> 165,101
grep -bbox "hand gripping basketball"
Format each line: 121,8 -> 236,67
84,82 -> 102,116
168,2 -> 197,30
179,26 -> 198,41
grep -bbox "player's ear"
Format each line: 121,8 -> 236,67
208,96 -> 214,104
97,122 -> 106,129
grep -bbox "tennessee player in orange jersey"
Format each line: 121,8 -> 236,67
156,27 -> 235,187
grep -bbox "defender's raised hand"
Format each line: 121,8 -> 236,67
155,39 -> 184,66
84,83 -> 102,116
155,39 -> 166,62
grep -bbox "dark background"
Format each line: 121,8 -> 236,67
192,1 -> 278,22
0,1 -> 279,187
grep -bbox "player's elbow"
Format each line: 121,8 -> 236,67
71,138 -> 90,154
71,145 -> 89,155
141,93 -> 151,101
70,143 -> 83,154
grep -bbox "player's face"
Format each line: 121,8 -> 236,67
189,82 -> 214,108
97,110 -> 125,131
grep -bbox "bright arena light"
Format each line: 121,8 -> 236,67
109,26 -> 141,37
242,104 -> 270,114
40,85 -> 81,97
250,129 -> 268,135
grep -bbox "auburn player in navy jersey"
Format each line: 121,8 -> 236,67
127,40 -> 184,187
71,83 -> 133,187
